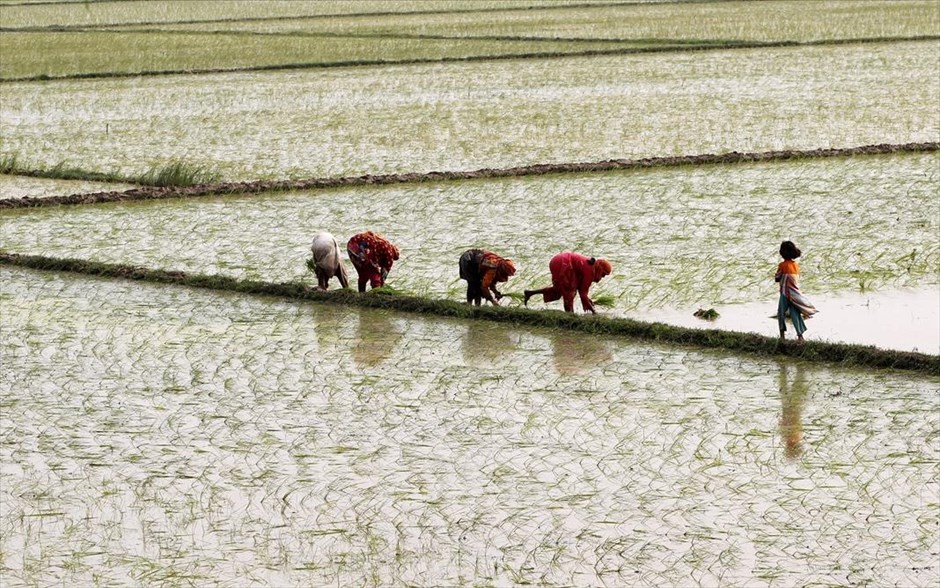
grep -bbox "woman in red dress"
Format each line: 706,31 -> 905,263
346,231 -> 400,292
523,252 -> 612,314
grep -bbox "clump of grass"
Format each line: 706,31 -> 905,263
0,154 -> 18,174
0,154 -> 128,183
369,285 -> 405,296
694,308 -> 720,320
305,258 -> 316,273
135,160 -> 220,187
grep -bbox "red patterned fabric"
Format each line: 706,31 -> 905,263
347,231 -> 400,290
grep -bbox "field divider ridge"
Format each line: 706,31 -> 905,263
2,251 -> 937,375
2,142 -> 936,210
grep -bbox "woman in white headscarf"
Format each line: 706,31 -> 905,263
308,232 -> 349,290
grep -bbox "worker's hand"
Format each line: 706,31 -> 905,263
495,292 -> 503,300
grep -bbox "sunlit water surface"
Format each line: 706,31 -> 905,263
639,286 -> 940,354
2,268 -> 938,587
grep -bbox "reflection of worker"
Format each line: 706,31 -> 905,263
308,231 -> 349,290
351,308 -> 402,368
462,320 -> 516,365
459,248 -> 516,306
550,331 -> 612,375
524,252 -> 612,313
778,363 -> 809,460
347,231 -> 400,292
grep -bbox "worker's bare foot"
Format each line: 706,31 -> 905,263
523,290 -> 532,307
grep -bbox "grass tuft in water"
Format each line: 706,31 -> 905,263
0,154 -> 220,187
694,308 -> 720,320
136,160 -> 221,187
0,154 -> 19,174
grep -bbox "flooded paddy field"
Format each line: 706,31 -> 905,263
0,175 -> 135,202
157,0 -> 937,43
1,41 -> 936,180
1,152 -> 935,332
3,1 -> 935,81
2,267 -> 938,587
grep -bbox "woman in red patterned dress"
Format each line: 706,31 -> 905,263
346,231 -> 400,292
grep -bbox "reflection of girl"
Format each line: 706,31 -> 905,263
778,364 -> 808,460
775,241 -> 817,341
459,249 -> 516,306
346,231 -> 399,292
524,252 -> 612,314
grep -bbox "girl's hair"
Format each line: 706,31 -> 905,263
779,240 -> 801,260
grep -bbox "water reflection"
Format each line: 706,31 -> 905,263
461,320 -> 516,365
351,308 -> 403,368
778,363 -> 809,460
550,331 -> 612,376
310,304 -> 351,351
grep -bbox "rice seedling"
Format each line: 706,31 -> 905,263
2,151 -> 934,322
592,294 -> 617,309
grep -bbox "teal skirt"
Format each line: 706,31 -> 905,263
778,294 -> 807,335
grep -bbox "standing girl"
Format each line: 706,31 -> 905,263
775,240 -> 818,341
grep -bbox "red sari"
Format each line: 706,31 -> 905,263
346,231 -> 399,291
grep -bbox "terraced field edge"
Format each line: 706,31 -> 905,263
3,251 -> 937,375
2,142 -> 936,209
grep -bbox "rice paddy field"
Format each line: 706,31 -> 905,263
1,1 -> 939,587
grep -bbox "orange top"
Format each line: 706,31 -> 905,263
778,260 -> 799,275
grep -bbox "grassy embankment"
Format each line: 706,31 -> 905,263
3,251 -> 937,375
